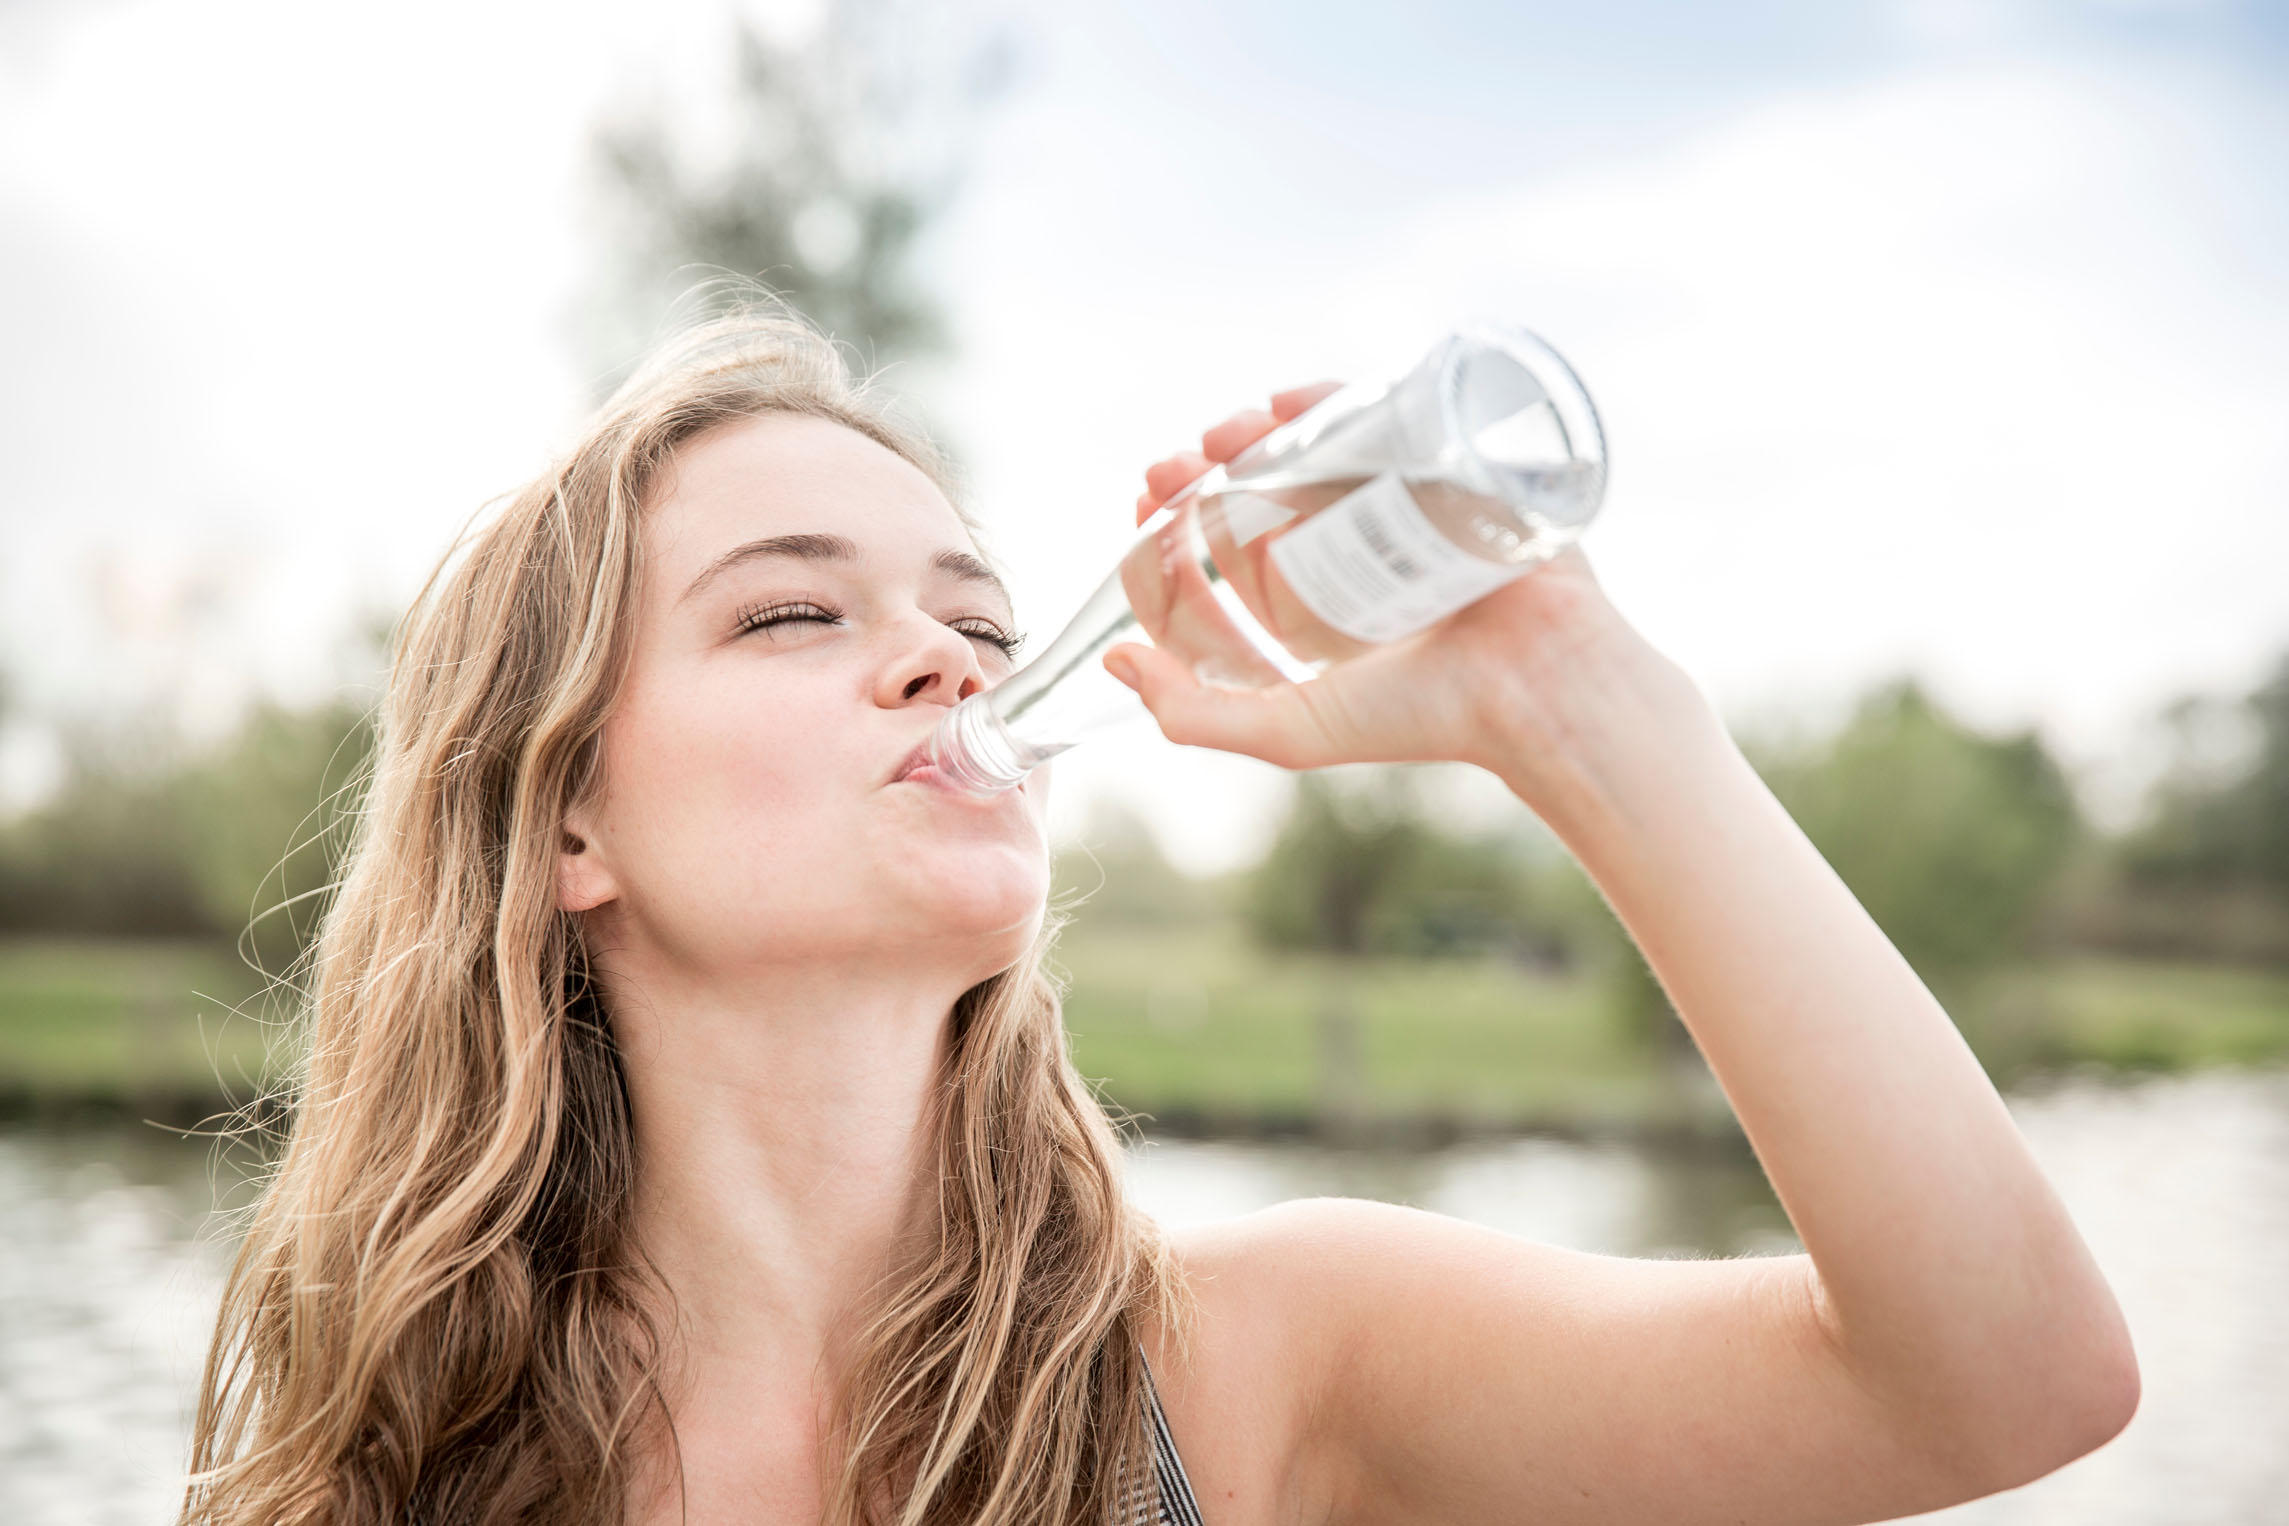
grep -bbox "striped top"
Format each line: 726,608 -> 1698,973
1131,1345 -> 1207,1525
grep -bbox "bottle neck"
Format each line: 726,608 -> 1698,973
929,692 -> 1036,793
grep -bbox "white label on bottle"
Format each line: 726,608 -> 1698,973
1265,471 -> 1522,644
1218,490 -> 1297,547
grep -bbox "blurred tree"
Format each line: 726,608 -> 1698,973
180,698 -> 377,975
2119,651 -> 2289,894
0,605 -> 392,972
0,698 -> 373,971
1050,797 -> 1225,931
580,0 -> 1019,395
1578,676 -> 2087,1082
1241,766 -> 1589,1135
2044,650 -> 2289,967
1246,770 -> 1422,958
1243,766 -> 1575,963
1747,678 -> 2085,980
0,736 -> 212,938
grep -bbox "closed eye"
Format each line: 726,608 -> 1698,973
732,600 -> 843,638
954,620 -> 1026,660
731,602 -> 1024,659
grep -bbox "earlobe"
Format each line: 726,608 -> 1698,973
556,820 -> 616,913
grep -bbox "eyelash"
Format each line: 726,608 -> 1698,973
731,600 -> 1026,659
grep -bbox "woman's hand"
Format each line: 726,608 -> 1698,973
1103,384 -> 1711,823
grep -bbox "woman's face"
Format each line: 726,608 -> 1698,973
563,412 -> 1051,989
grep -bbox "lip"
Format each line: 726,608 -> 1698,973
894,755 -> 1005,799
898,761 -> 959,789
888,737 -> 936,786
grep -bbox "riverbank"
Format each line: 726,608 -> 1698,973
1053,925 -> 2289,1140
4,931 -> 2287,1141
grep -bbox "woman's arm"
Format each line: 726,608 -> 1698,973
1111,394 -> 2138,1523
1483,625 -> 2139,1474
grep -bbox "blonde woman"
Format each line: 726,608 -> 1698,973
184,298 -> 2137,1526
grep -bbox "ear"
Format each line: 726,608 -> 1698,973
556,810 -> 619,914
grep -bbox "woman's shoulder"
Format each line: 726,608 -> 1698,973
1140,1198 -> 1408,1526
1156,1194 -> 1445,1354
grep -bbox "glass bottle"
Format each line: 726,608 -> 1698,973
928,322 -> 1607,793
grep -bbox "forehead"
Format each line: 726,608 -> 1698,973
646,411 -> 975,576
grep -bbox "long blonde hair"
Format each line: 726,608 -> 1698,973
182,292 -> 1197,1525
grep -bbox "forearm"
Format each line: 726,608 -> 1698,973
1492,639 -> 2138,1474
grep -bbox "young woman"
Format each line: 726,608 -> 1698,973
183,300 -> 2137,1526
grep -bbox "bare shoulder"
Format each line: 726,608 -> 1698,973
1140,1199 -> 1369,1526
1143,1196 -> 1555,1526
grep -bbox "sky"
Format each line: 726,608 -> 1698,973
2,0 -> 2284,872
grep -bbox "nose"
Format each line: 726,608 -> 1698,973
875,614 -> 987,709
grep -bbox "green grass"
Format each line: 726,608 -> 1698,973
1055,923 -> 1667,1131
1991,955 -> 2289,1073
0,937 -> 285,1101
3,932 -> 2284,1128
1054,927 -> 2289,1127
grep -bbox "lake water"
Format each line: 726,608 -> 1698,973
5,1065 -> 2284,1523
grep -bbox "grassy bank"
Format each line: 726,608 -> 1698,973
1056,925 -> 2289,1137
0,938 -> 277,1113
4,931 -> 2286,1134
1054,924 -> 1676,1138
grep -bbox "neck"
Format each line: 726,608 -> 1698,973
608,950 -> 976,1400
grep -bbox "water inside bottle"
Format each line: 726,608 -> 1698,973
1114,464 -> 1588,685
927,335 -> 1606,791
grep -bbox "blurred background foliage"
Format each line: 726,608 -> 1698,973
6,626 -> 2289,1121
4,0 -> 2286,1130
1020,657 -> 2289,1128
578,0 -> 1015,397
0,697 -> 373,969
1748,678 -> 2085,977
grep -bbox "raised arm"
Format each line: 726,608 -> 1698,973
1108,394 -> 2138,1524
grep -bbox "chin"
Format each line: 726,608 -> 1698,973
931,865 -> 1050,943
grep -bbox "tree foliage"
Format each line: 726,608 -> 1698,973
0,698 -> 373,972
1564,677 -> 2091,1072
1050,798 -> 1223,931
2119,651 -> 2289,894
580,0 -> 1015,393
1242,767 -> 1574,963
1745,677 -> 2085,980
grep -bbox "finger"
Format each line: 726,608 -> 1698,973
1201,408 -> 1277,464
1101,643 -> 1327,771
1142,452 -> 1213,509
1269,380 -> 1344,421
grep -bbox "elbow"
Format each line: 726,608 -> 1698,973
2055,1338 -> 2142,1470
1970,1326 -> 2143,1495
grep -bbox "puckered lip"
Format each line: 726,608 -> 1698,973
888,736 -> 936,785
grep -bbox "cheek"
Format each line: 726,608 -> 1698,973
600,674 -> 860,890
595,657 -> 1049,957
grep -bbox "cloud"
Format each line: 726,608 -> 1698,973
1368,60 -> 2289,796
2,3 -> 2279,855
942,51 -> 2288,856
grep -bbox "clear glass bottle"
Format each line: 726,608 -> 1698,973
928,322 -> 1607,792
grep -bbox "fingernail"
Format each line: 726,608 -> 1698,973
1104,651 -> 1136,688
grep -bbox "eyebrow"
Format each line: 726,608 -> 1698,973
678,532 -> 1014,612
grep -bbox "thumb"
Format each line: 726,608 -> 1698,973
1102,642 -> 1327,769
